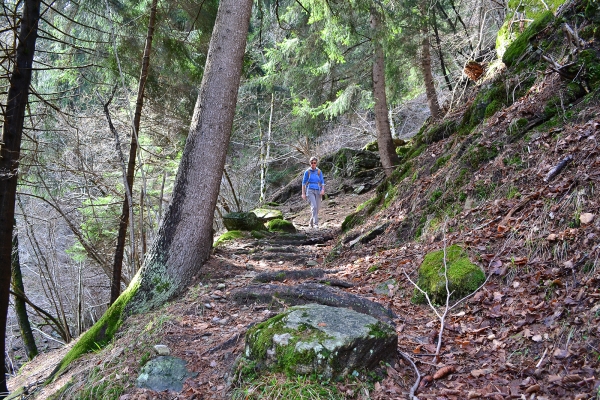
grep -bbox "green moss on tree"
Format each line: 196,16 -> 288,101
412,245 -> 485,304
50,274 -> 142,380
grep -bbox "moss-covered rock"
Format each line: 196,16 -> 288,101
319,148 -> 380,178
214,230 -> 247,246
266,219 -> 297,233
412,245 -> 485,304
252,208 -> 284,223
223,212 -> 266,231
241,304 -> 397,379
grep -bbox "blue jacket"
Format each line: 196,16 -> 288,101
302,167 -> 324,190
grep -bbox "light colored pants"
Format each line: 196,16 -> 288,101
307,188 -> 322,226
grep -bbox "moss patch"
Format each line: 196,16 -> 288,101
463,142 -> 501,170
214,230 -> 246,246
502,10 -> 554,67
266,219 -> 297,233
412,245 -> 485,304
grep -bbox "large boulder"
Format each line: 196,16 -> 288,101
319,148 -> 380,179
252,208 -> 284,223
222,212 -> 266,231
136,356 -> 196,392
243,304 -> 397,379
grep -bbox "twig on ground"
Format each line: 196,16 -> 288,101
398,350 -> 421,400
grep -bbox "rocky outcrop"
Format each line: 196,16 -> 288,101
222,212 -> 266,231
242,304 -> 397,379
136,356 -> 196,392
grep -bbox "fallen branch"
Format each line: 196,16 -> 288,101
398,350 -> 421,400
544,155 -> 573,182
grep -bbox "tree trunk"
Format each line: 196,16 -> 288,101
259,92 -> 274,204
110,0 -> 159,305
11,224 -> 38,360
420,7 -> 441,121
50,1 -> 255,380
124,0 -> 254,314
432,8 -> 453,92
370,7 -> 399,177
0,0 -> 41,395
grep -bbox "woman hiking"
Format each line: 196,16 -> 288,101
301,156 -> 325,229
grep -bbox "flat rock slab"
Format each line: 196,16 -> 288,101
230,282 -> 395,325
244,304 -> 397,378
136,356 -> 196,392
253,269 -> 327,283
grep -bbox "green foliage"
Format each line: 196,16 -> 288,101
459,81 -> 509,135
431,154 -> 451,174
71,367 -> 124,400
507,117 -> 530,141
422,120 -> 457,144
577,50 -> 600,90
412,245 -> 485,304
474,181 -> 497,201
231,373 -> 344,400
341,193 -> 383,232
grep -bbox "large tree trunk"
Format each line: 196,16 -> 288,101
0,0 -> 41,395
370,7 -> 399,177
11,224 -> 38,361
420,7 -> 442,121
124,0 -> 254,313
110,0 -> 159,305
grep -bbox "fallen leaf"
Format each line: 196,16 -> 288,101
562,374 -> 582,383
547,233 -> 558,241
579,213 -> 594,224
548,374 -> 562,383
532,334 -> 543,342
525,384 -> 540,393
471,368 -> 492,377
553,348 -> 571,359
433,365 -> 456,380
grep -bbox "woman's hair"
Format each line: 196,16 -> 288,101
309,156 -> 318,163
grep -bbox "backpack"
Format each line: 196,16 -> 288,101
304,168 -> 322,189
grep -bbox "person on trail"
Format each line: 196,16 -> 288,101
302,156 -> 325,229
